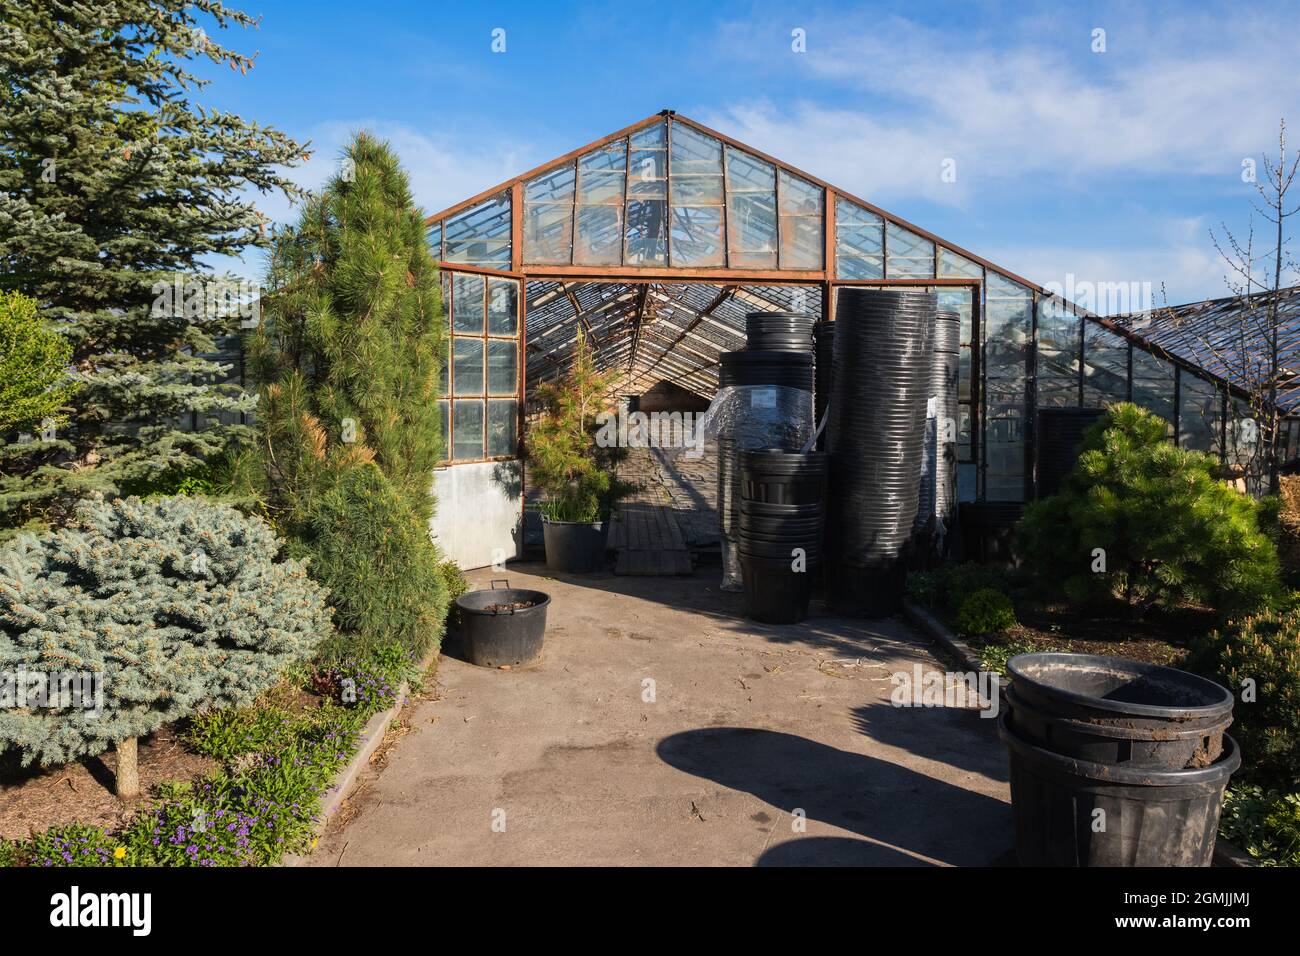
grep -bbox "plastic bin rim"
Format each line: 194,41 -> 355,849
1006,652 -> 1235,718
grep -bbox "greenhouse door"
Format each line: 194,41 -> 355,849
429,267 -> 525,570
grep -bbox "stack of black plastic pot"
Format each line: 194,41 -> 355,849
813,320 -> 834,450
737,449 -> 827,623
825,288 -> 936,615
745,311 -> 817,351
716,313 -> 816,571
915,309 -> 961,551
1000,653 -> 1241,866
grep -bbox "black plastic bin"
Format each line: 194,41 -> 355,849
736,449 -> 826,624
999,714 -> 1240,866
1006,654 -> 1235,770
738,553 -> 817,624
455,584 -> 551,668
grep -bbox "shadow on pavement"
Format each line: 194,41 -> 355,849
657,726 -> 1011,866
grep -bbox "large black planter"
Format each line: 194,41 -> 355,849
455,585 -> 551,667
736,450 -> 826,623
542,516 -> 608,573
1000,653 -> 1240,866
1006,653 -> 1235,770
1000,715 -> 1239,866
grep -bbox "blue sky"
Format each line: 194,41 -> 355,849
198,0 -> 1300,309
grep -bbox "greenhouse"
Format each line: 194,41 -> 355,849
423,110 -> 1294,568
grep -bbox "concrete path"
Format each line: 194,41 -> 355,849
308,563 -> 1012,867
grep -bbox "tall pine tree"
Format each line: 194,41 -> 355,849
246,132 -> 448,658
0,1 -> 305,531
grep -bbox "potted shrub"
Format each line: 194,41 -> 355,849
526,331 -> 623,572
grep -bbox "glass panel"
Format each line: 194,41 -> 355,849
670,205 -> 724,267
574,141 -> 627,266
438,351 -> 449,396
487,399 -> 517,457
444,194 -> 511,270
984,274 -> 1032,502
627,150 -> 667,196
452,337 -> 483,396
778,169 -> 823,269
451,273 -> 484,333
670,123 -> 724,268
578,170 -> 625,205
727,194 -> 777,268
575,204 -> 624,265
630,120 -> 667,150
670,122 -> 722,174
524,165 -> 575,265
886,222 -> 935,278
578,142 -> 626,175
525,165 -> 576,203
524,203 -> 573,265
938,286 -> 975,462
984,276 -> 1031,377
726,148 -> 777,269
452,400 -> 484,461
1036,299 -> 1080,408
1081,323 -> 1128,406
625,199 -> 667,266
671,174 -> 723,204
487,279 -> 518,336
427,223 -> 443,260
1178,371 -> 1223,457
938,247 -> 982,279
626,123 -> 667,265
487,339 -> 517,395
1130,348 -> 1175,431
835,196 -> 883,280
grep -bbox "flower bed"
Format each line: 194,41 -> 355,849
0,649 -> 423,867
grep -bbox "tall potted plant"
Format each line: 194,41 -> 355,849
526,331 -> 623,572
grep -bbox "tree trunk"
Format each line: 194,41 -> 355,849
115,736 -> 139,799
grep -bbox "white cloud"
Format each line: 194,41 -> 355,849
703,10 -> 1300,204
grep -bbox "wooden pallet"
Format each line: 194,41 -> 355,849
610,499 -> 694,576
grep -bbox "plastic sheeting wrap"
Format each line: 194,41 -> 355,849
699,385 -> 814,591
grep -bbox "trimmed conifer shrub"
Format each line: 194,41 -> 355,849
0,496 -> 331,797
1016,402 -> 1282,617
245,132 -> 448,659
295,463 -> 445,659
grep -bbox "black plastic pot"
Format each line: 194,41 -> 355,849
746,312 -> 816,352
739,553 -> 817,624
542,516 -> 608,573
999,714 -> 1240,866
1005,654 -> 1235,769
455,583 -> 551,667
719,350 -> 815,390
1006,686 -> 1231,771
739,449 -> 828,504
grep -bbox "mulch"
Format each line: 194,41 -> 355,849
0,724 -> 219,841
992,600 -> 1213,667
